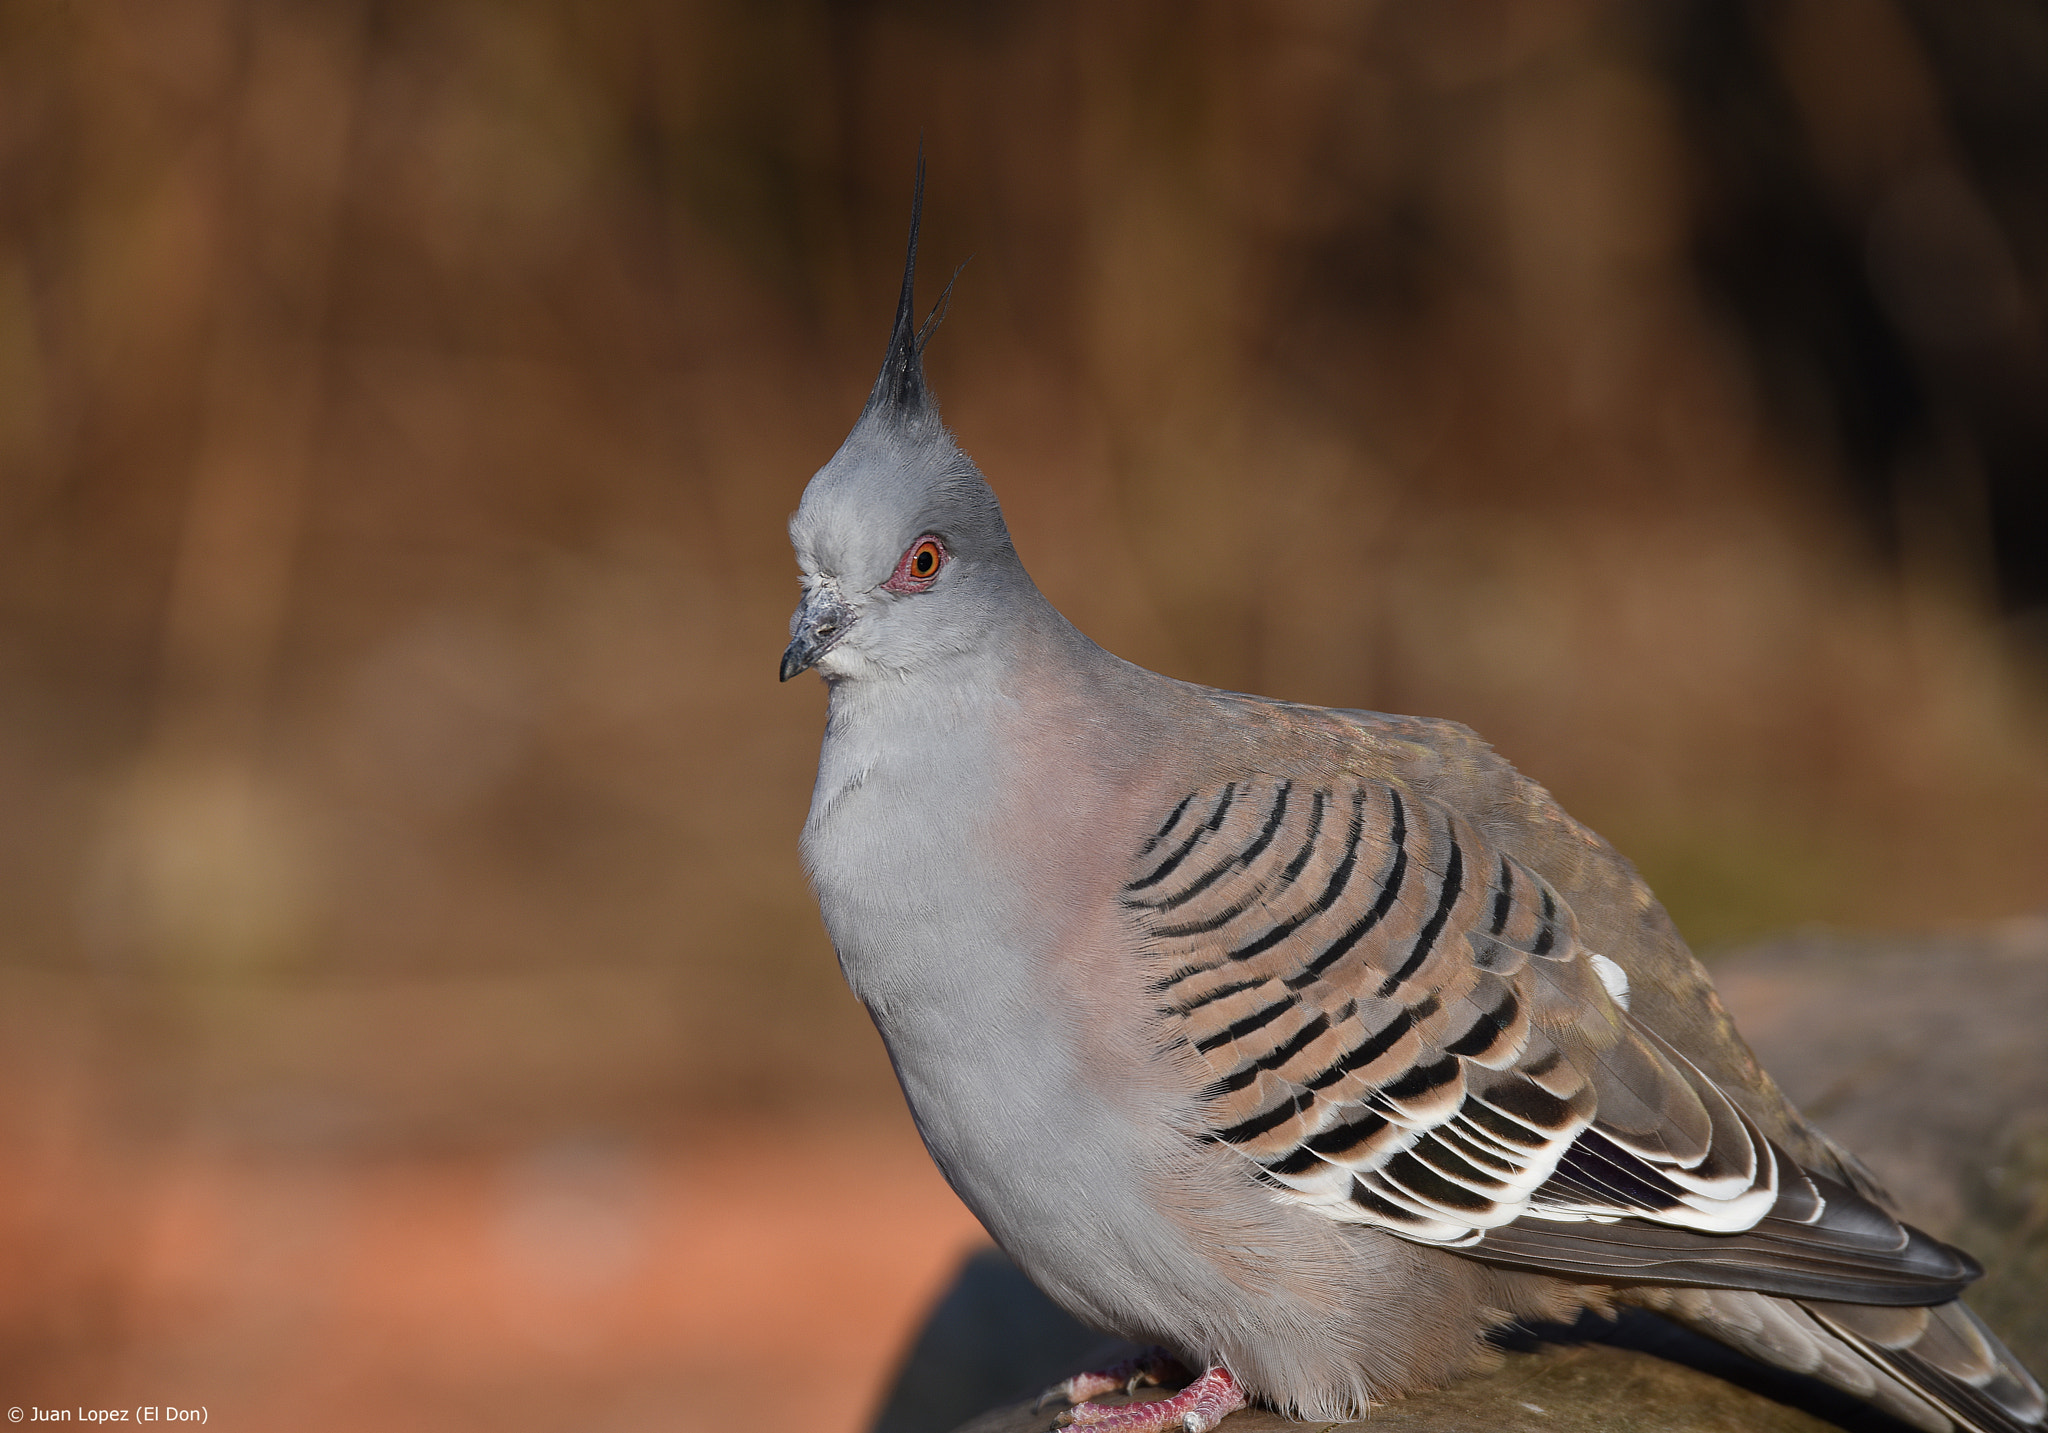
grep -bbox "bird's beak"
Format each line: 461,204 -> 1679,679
780,584 -> 855,681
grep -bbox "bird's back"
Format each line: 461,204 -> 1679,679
1306,699 -> 1850,1182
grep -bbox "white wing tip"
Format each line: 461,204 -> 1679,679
1589,953 -> 1630,1009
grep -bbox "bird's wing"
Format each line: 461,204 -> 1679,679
1130,774 -> 1978,1305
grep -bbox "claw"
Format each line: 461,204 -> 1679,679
1036,1349 -> 1188,1413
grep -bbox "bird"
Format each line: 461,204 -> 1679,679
779,164 -> 2047,1433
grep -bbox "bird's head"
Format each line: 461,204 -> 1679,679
781,164 -> 1028,685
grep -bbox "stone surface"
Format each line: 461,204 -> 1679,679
956,1344 -> 1838,1433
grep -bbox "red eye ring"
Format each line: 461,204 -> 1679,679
882,535 -> 947,594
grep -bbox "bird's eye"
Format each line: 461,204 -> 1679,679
883,535 -> 948,593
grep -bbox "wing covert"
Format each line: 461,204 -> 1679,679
1131,776 -> 1977,1305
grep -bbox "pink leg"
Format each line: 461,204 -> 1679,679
1036,1349 -> 1189,1410
1057,1366 -> 1246,1433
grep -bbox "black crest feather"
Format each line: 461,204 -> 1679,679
865,151 -> 961,426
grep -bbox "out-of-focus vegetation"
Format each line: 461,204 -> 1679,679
1,1 -> 2045,1428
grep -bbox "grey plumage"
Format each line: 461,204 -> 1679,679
781,169 -> 2045,1433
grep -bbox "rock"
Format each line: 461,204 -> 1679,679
955,1343 -> 1841,1433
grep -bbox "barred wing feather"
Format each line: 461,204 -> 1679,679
1132,775 -> 1978,1306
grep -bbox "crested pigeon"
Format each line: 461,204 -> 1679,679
780,167 -> 2047,1433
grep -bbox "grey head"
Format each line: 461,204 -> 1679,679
781,163 -> 1036,686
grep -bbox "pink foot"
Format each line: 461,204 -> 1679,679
1057,1366 -> 1246,1433
1036,1349 -> 1189,1410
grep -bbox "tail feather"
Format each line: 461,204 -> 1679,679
1630,1285 -> 2045,1432
1806,1298 -> 2046,1433
1632,1286 -> 1949,1429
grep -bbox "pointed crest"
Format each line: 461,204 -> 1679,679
864,151 -> 956,425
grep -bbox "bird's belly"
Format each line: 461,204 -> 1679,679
873,992 -> 1208,1342
807,795 -> 1205,1339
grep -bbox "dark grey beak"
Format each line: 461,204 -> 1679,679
780,585 -> 855,681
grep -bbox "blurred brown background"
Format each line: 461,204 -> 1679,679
2,1 -> 2046,1429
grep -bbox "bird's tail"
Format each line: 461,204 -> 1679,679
1633,1286 -> 2044,1432
1802,1297 -> 2045,1433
